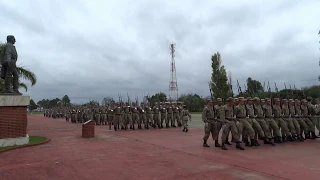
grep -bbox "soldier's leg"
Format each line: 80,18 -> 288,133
241,119 -> 257,146
177,114 -> 182,127
137,115 -> 141,129
267,118 -> 282,143
317,117 -> 320,135
256,119 -> 275,145
183,119 -> 188,132
285,118 -> 297,137
203,123 -> 212,147
113,115 -> 119,131
228,121 -> 244,150
297,118 -> 309,139
278,118 -> 291,141
165,114 -> 170,128
213,122 -> 222,147
305,117 -> 318,139
129,115 -> 134,130
251,119 -> 265,140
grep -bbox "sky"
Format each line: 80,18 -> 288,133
0,0 -> 319,103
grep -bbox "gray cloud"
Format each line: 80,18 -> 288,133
0,0 -> 319,103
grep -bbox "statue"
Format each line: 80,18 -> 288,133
0,35 -> 21,95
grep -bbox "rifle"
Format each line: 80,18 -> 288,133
244,84 -> 247,97
274,82 -> 280,98
237,80 -> 243,95
284,83 -> 289,100
289,84 -> 294,99
267,81 -> 273,109
300,86 -> 306,99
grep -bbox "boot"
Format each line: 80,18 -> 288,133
214,140 -> 221,147
264,138 -> 275,146
221,143 -> 228,150
166,124 -> 169,128
282,136 -> 287,142
203,140 -> 210,147
12,76 -> 22,95
225,137 -> 232,145
114,126 -> 117,131
244,139 -> 252,147
185,128 -> 188,132
4,76 -> 14,93
305,132 -> 311,139
178,123 -> 182,127
311,132 -> 318,139
236,143 -> 245,150
298,135 -> 304,142
182,127 -> 185,132
251,139 -> 260,146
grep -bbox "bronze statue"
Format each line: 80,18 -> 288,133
0,35 -> 21,95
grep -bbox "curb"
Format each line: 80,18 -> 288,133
0,138 -> 51,153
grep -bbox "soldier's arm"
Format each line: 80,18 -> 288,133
5,44 -> 13,61
201,107 -> 207,123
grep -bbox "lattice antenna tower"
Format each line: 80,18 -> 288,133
169,43 -> 178,102
319,30 -> 320,67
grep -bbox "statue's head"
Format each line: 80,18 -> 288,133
7,35 -> 16,44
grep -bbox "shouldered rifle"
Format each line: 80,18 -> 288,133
268,81 -> 273,109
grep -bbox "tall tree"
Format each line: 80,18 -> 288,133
62,95 -> 71,106
210,52 -> 229,100
178,94 -> 206,112
29,99 -> 38,110
147,92 -> 167,105
102,97 -> 114,105
246,77 -> 263,96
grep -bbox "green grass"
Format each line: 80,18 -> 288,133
0,136 -> 47,151
27,112 -> 43,115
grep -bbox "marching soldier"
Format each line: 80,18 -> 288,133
214,98 -> 224,147
132,103 -> 140,129
202,99 -> 217,147
181,105 -> 191,132
294,99 -> 310,139
153,103 -> 160,128
273,98 -> 291,142
145,103 -> 152,129
167,103 -> 174,127
160,103 -> 167,128
302,98 -> 318,139
281,99 -> 298,141
288,99 -> 303,141
113,103 -> 122,131
262,98 -> 282,143
139,103 -> 148,129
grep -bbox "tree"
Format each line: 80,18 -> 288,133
210,52 -> 229,100
62,95 -> 71,106
29,99 -> 38,110
102,97 -> 114,106
0,42 -> 37,92
147,92 -> 167,105
246,77 -> 263,96
178,94 -> 206,112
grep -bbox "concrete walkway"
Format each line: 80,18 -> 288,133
0,115 -> 319,180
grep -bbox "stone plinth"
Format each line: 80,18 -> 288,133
0,95 -> 30,147
82,120 -> 95,138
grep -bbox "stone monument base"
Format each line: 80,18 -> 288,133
0,95 -> 30,145
82,120 -> 95,138
0,134 -> 29,147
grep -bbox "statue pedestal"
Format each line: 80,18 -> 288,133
0,95 -> 30,147
82,120 -> 95,138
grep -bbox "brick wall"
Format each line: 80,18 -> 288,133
82,120 -> 95,138
0,106 -> 27,139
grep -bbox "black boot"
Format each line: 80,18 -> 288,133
203,140 -> 210,147
311,132 -> 318,139
282,136 -> 287,142
264,138 -> 275,146
185,128 -> 188,132
166,124 -> 169,128
305,132 -> 311,139
182,127 -> 185,132
244,139 -> 252,147
236,143 -> 245,150
225,136 -> 232,145
214,140 -> 221,147
221,143 -> 228,150
251,139 -> 260,146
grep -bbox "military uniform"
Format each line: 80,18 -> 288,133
113,105 -> 122,131
221,97 -> 244,150
281,99 -> 298,141
262,98 -> 282,143
214,98 -> 225,147
152,105 -> 160,128
272,98 -> 290,142
132,105 -> 140,129
202,100 -> 217,147
294,99 -> 310,139
160,105 -> 167,128
167,105 -> 174,127
181,105 -> 191,132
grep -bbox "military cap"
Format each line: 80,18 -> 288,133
295,99 -> 300,103
183,105 -> 187,108
238,97 -> 244,101
307,96 -> 312,101
216,98 -> 222,102
282,99 -> 288,103
261,99 -> 265,102
274,98 -> 280,102
301,99 -> 307,103
247,97 -> 253,101
234,97 -> 239,101
253,97 -> 260,101
265,98 -> 270,101
289,99 -> 294,102
226,97 -> 233,101
207,99 -> 213,103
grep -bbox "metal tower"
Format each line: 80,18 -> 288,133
169,43 -> 178,102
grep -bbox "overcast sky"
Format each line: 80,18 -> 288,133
0,0 -> 319,103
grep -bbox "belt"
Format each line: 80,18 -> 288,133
265,116 -> 272,118
256,117 -> 264,119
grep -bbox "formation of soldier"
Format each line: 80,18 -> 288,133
44,102 -> 192,132
202,96 -> 320,151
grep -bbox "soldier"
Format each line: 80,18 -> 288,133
273,98 -> 291,142
214,98 -> 224,147
160,103 -> 167,128
302,98 -> 318,139
181,105 -> 191,132
152,103 -> 160,128
281,99 -> 298,141
221,97 -> 244,150
202,99 -> 217,147
245,97 -> 271,146
113,103 -> 122,131
132,103 -> 140,129
167,103 -> 174,127
173,104 -> 179,127
294,99 -> 310,139
262,98 -> 282,143
145,103 -> 152,129
107,105 -> 114,130
177,104 -> 183,127
253,97 -> 275,145
78,109 -> 83,123
234,97 -> 258,146
71,109 -> 76,123
139,103 -> 148,129
315,98 -> 320,136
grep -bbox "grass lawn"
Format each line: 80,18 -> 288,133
0,136 -> 47,151
27,112 -> 43,115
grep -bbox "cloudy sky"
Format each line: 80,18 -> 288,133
0,0 -> 319,103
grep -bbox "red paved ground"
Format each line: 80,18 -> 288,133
1,116 -> 320,180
